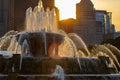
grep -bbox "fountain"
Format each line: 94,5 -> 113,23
0,0 -> 120,80
51,65 -> 65,80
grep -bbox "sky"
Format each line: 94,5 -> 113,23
55,0 -> 120,31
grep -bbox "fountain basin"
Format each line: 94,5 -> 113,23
0,54 -> 117,74
16,32 -> 64,57
20,57 -> 116,74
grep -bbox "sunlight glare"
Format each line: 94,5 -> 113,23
55,0 -> 80,20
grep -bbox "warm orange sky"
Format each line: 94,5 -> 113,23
55,0 -> 120,31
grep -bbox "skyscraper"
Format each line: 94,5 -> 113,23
74,0 -> 100,45
76,0 -> 95,20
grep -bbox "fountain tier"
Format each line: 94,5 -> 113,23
16,32 -> 64,57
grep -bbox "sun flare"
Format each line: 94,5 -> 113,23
55,0 -> 80,20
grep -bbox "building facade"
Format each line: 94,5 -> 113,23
96,10 -> 115,40
73,0 -> 103,45
96,10 -> 107,34
0,0 -> 8,36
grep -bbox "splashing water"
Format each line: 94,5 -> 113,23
58,31 -> 82,70
0,31 -> 18,51
91,45 -> 120,69
68,33 -> 90,57
78,50 -> 86,57
21,39 -> 30,56
104,44 -> 120,58
58,37 -> 77,57
7,36 -> 17,51
51,65 -> 65,80
0,31 -> 18,57
41,30 -> 48,55
15,32 -> 29,55
26,0 -> 58,33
